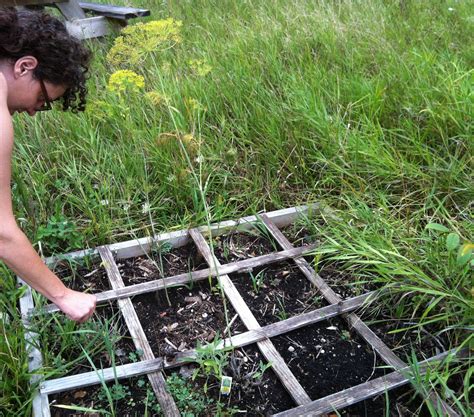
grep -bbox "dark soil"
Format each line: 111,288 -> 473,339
119,243 -> 208,286
272,318 -> 386,400
359,312 -> 450,361
212,231 -> 278,263
229,262 -> 328,326
281,224 -> 319,247
51,255 -> 110,293
319,267 -> 379,299
133,279 -> 246,359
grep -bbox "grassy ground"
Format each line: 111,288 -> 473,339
1,0 -> 472,415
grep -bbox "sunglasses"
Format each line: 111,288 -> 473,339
37,78 -> 52,111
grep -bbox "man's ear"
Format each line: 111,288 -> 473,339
12,56 -> 38,79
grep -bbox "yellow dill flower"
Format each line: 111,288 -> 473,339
155,131 -> 198,157
188,59 -> 212,77
107,18 -> 183,67
85,99 -> 115,119
145,91 -> 170,106
107,70 -> 145,94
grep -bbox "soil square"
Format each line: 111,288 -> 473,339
213,231 -> 278,263
359,310 -> 452,361
271,318 -> 387,401
132,279 -> 246,358
119,243 -> 208,286
229,261 -> 328,326
51,255 -> 110,293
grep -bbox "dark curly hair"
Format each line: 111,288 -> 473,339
0,7 -> 91,112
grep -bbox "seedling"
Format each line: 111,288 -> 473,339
249,269 -> 266,293
252,361 -> 272,381
185,335 -> 230,393
276,296 -> 288,320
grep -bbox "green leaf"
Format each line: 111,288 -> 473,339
52,404 -> 107,413
425,223 -> 449,233
446,233 -> 460,251
456,253 -> 471,267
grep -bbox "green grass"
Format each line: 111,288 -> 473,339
1,0 -> 472,415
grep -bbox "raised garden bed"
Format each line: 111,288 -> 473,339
18,205 -> 462,417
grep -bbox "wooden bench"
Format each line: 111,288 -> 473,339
78,2 -> 150,20
6,0 -> 150,39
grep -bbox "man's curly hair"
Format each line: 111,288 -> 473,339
0,7 -> 91,112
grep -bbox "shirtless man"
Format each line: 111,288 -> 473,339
0,7 -> 96,322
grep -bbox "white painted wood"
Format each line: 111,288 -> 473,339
189,228 -> 312,406
18,279 -> 49,417
44,204 -> 318,265
98,246 -> 180,416
41,293 -> 372,394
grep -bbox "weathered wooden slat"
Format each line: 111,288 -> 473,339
44,205 -> 317,264
273,349 -> 462,417
18,279 -> 50,417
40,244 -> 317,315
261,215 -> 460,417
41,290 -> 373,395
55,0 -> 86,19
78,1 -> 150,19
189,228 -> 312,406
98,247 -> 180,417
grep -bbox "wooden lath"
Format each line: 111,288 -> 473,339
98,246 -> 180,416
18,280 -> 51,417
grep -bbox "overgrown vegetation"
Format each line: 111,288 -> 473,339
1,0 -> 472,415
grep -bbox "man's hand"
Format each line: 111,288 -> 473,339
52,289 -> 97,323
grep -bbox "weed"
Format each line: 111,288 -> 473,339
167,373 -> 212,415
35,214 -> 84,255
276,296 -> 288,321
128,349 -> 144,363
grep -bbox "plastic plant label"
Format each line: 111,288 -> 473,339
220,376 -> 233,395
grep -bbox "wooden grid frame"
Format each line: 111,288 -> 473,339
18,205 -> 462,417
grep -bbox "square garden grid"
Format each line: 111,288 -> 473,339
18,205 -> 462,416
